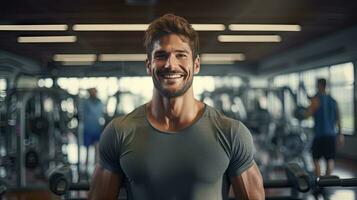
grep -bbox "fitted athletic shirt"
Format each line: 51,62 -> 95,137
313,94 -> 338,138
99,104 -> 255,200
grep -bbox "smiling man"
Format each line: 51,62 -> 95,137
89,14 -> 265,200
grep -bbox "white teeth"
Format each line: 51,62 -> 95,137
162,74 -> 183,79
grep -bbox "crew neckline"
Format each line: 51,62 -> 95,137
143,103 -> 208,135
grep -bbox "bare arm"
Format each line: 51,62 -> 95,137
304,97 -> 319,118
88,164 -> 122,200
230,162 -> 265,200
335,103 -> 344,146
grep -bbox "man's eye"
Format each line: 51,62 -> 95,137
155,54 -> 168,60
177,54 -> 187,59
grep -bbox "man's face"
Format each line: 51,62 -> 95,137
89,88 -> 97,98
146,34 -> 200,98
317,82 -> 325,92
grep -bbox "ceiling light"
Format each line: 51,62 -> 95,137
200,53 -> 245,62
73,24 -> 149,31
99,54 -> 146,61
18,36 -> 77,43
218,35 -> 281,42
191,24 -> 225,31
53,54 -> 97,62
73,24 -> 225,31
229,24 -> 301,31
0,24 -> 68,31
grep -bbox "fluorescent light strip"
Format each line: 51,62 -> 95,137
53,54 -> 97,62
18,36 -> 77,43
73,24 -> 225,31
99,54 -> 146,61
201,53 -> 245,62
73,24 -> 149,31
218,35 -> 281,42
62,61 -> 95,66
0,24 -> 68,31
229,24 -> 301,31
192,24 -> 225,31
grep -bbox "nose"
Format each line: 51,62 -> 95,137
164,53 -> 178,69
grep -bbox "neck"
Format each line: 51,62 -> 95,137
318,90 -> 326,94
147,87 -> 204,131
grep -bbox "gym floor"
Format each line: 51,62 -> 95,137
3,159 -> 357,200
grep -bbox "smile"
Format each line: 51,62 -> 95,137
159,73 -> 185,79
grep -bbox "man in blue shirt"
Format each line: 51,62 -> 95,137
305,78 -> 344,176
82,88 -> 104,174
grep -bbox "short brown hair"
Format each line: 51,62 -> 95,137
144,14 -> 199,60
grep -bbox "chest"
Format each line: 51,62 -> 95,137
120,127 -> 230,185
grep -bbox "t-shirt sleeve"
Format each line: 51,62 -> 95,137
98,120 -> 123,174
226,121 -> 255,177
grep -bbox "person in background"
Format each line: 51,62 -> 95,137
305,78 -> 344,176
82,87 -> 104,175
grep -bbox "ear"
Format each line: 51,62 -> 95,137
193,55 -> 200,75
145,58 -> 152,75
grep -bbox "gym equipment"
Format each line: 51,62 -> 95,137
48,164 -> 72,196
264,163 -> 357,200
107,90 -> 145,118
48,164 -> 94,200
0,179 -> 8,200
29,116 -> 49,135
0,87 -> 80,191
48,163 -> 357,200
199,87 -> 247,121
293,106 -> 307,121
0,179 -> 7,199
250,86 -> 313,175
24,149 -> 39,169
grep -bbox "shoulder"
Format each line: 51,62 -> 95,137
206,105 -> 241,126
327,95 -> 337,103
110,104 -> 146,134
100,104 -> 146,148
205,105 -> 252,141
311,94 -> 319,101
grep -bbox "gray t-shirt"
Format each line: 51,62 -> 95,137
99,104 -> 255,200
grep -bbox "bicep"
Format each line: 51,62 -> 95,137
305,97 -> 319,117
311,97 -> 320,112
230,162 -> 265,200
88,164 -> 122,200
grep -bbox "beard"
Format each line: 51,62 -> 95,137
152,68 -> 193,98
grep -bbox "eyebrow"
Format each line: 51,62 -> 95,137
154,49 -> 190,55
174,50 -> 190,54
153,50 -> 167,55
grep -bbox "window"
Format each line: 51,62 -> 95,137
0,79 -> 6,102
300,67 -> 329,96
0,79 -> 6,91
274,73 -> 299,92
330,62 -> 354,134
